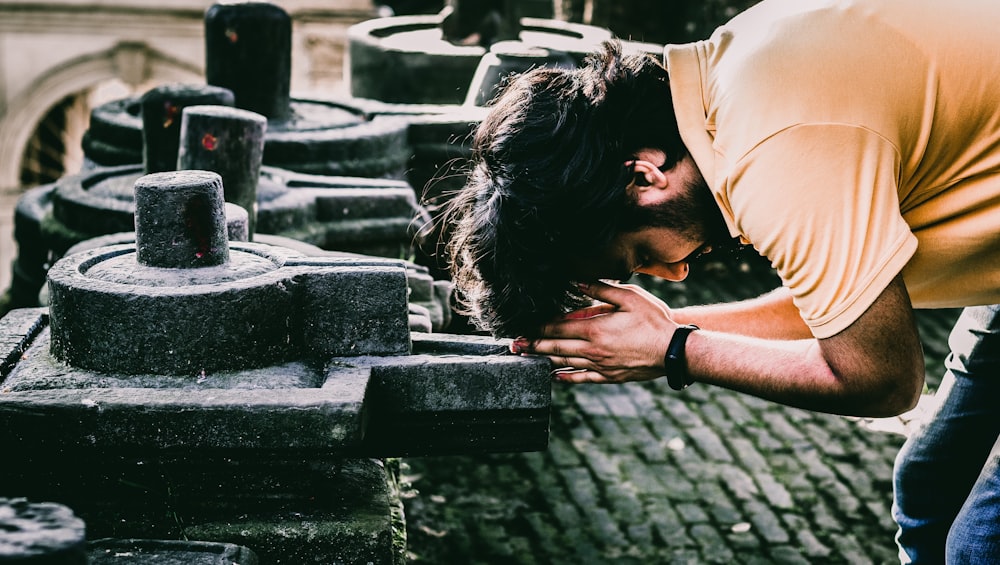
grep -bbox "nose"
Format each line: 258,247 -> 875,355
635,261 -> 690,282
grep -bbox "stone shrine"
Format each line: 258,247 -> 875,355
0,169 -> 550,563
0,92 -> 441,325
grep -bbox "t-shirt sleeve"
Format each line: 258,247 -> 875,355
724,123 -> 918,338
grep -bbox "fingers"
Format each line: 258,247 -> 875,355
573,282 -> 673,322
510,337 -> 603,376
552,368 -> 611,384
540,319 -> 598,340
577,280 -> 662,310
562,303 -> 616,319
512,336 -> 591,360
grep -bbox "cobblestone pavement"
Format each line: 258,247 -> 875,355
401,255 -> 961,564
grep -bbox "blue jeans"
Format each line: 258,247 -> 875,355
893,305 -> 1000,563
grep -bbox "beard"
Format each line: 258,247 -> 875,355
622,173 -> 740,259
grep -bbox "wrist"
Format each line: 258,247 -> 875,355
664,324 -> 699,391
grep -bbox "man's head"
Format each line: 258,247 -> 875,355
443,40 -> 722,337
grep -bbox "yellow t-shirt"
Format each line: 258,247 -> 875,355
666,0 -> 1000,338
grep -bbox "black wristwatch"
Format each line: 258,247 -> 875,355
664,324 -> 699,391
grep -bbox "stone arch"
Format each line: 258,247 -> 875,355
0,41 -> 202,189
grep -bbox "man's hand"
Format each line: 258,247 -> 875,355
512,281 -> 679,383
510,274 -> 925,418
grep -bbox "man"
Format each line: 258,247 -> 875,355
441,0 -> 1000,562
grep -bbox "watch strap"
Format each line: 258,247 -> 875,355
664,324 -> 699,391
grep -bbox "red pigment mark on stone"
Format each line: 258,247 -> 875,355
202,133 -> 218,151
225,28 -> 238,43
163,103 -> 178,128
183,194 -> 213,261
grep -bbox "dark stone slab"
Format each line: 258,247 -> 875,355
295,267 -> 411,359
1,318 -> 550,456
339,350 -> 552,456
0,185 -> 55,318
2,459 -> 397,565
180,458 -> 400,565
88,539 -> 258,565
466,41 -> 576,106
0,307 -> 46,379
84,88 -> 410,179
62,233 -> 449,335
0,324 -> 369,450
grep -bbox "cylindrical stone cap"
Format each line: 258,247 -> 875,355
134,170 -> 230,268
140,83 -> 236,174
178,105 -> 267,237
466,42 -> 577,106
225,202 -> 249,242
0,498 -> 87,564
205,1 -> 292,119
178,105 -> 267,160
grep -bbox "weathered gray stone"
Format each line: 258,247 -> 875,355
178,106 -> 267,237
0,184 -> 52,317
85,5 -> 412,179
295,266 -> 410,358
0,159 -> 550,564
46,247 -> 416,371
0,306 -> 45,378
3,319 -> 550,456
441,0 -> 522,48
62,233 -> 445,335
347,14 -> 612,105
134,170 -> 230,268
88,539 -> 259,565
466,41 -> 576,106
139,84 -> 236,174
1,455 -> 394,563
182,459 -> 396,565
205,1 -> 291,121
224,202 -> 249,242
45,168 -> 416,376
0,497 -> 86,564
350,351 -> 551,455
0,163 -> 433,321
2,318 -> 367,451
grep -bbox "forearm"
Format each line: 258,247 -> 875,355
672,286 -> 813,340
682,329 -> 918,418
534,277 -> 924,418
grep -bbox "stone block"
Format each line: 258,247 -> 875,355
88,539 -> 259,565
0,497 -> 86,564
295,266 -> 410,358
351,338 -> 551,455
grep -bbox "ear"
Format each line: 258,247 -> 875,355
631,159 -> 668,189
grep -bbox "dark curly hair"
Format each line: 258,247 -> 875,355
441,40 -> 686,337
